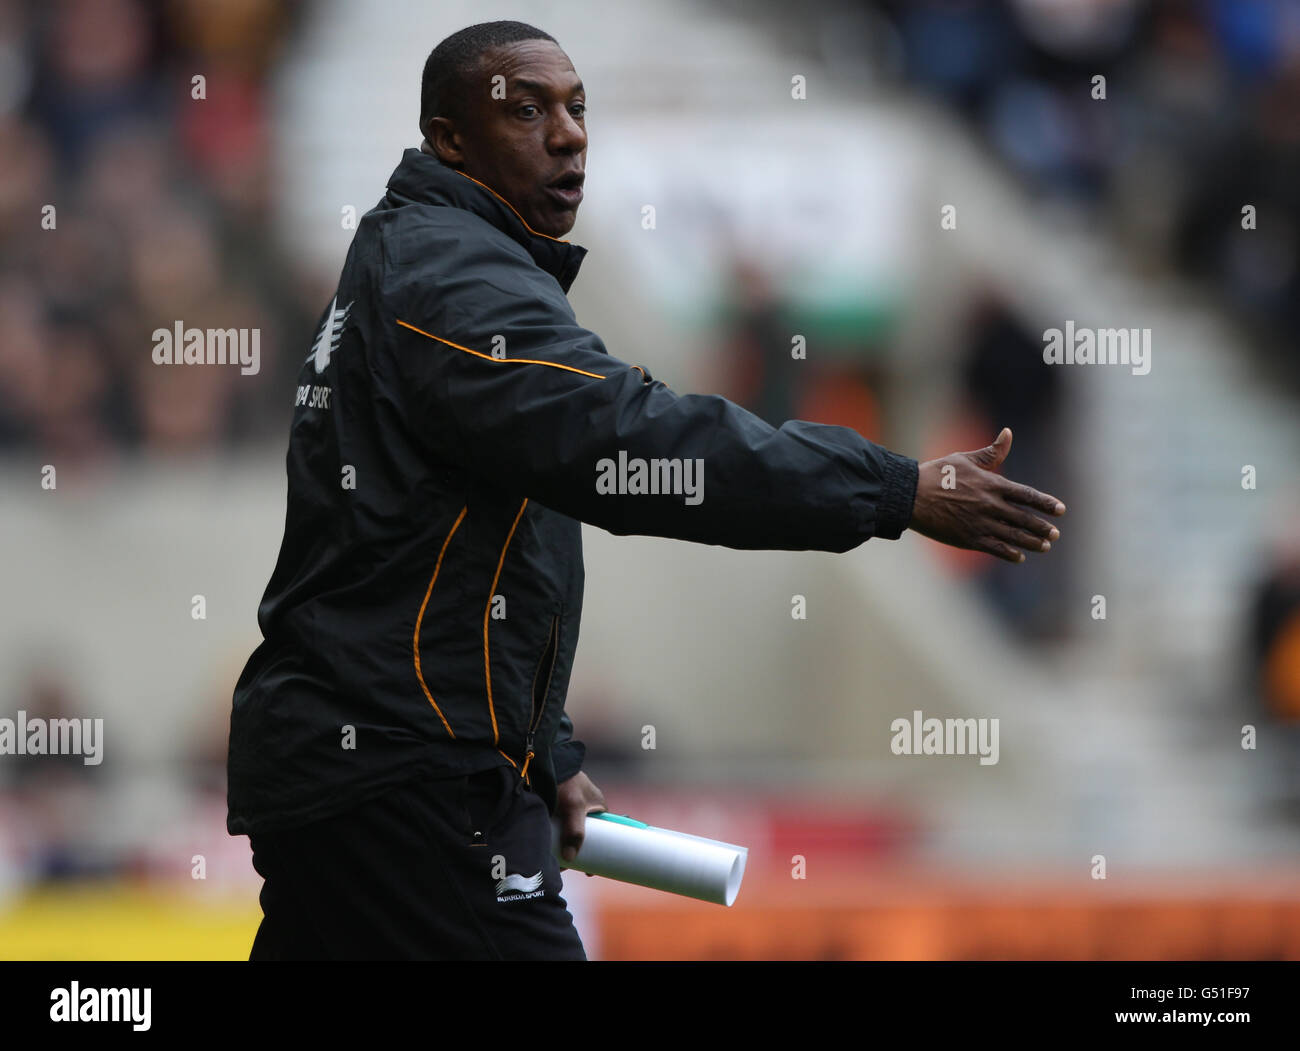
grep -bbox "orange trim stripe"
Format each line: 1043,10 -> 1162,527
632,363 -> 669,389
414,505 -> 468,738
484,498 -> 530,745
497,749 -> 520,770
396,319 -> 607,380
452,169 -> 571,243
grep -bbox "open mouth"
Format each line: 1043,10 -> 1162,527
546,171 -> 584,207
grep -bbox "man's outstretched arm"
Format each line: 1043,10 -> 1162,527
385,227 -> 1063,557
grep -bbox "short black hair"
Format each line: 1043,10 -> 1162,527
419,21 -> 558,139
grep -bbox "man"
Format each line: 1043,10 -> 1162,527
227,20 -> 1065,960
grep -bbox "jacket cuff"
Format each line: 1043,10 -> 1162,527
873,449 -> 920,541
552,738 -> 586,783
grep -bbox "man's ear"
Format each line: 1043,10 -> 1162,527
425,116 -> 465,168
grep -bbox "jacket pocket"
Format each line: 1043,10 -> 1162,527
453,774 -> 481,846
397,773 -> 482,850
521,611 -> 561,783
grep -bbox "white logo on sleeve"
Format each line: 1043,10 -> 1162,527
495,871 -> 545,902
311,296 -> 352,373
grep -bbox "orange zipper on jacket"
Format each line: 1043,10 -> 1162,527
520,612 -> 560,783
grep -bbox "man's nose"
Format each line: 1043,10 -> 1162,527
549,107 -> 586,153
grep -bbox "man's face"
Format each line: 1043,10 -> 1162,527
431,40 -> 587,238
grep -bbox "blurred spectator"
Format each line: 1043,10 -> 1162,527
717,256 -> 804,428
0,273 -> 47,447
0,660 -> 114,882
1246,514 -> 1300,815
956,290 -> 1071,641
26,0 -> 167,175
715,253 -> 885,439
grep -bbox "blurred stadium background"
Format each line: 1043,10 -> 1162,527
3,0 -> 1300,959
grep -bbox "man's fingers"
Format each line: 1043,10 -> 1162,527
995,524 -> 1052,553
998,505 -> 1061,542
560,813 -> 586,862
574,807 -> 606,874
561,805 -> 606,862
1000,479 -> 1066,516
977,536 -> 1026,563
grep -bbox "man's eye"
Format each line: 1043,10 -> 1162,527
519,104 -> 539,118
571,103 -> 586,117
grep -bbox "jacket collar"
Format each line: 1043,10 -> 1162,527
385,147 -> 587,294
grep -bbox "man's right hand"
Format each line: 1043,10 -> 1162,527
907,428 -> 1065,563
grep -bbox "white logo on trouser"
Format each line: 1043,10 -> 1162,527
496,872 -> 544,902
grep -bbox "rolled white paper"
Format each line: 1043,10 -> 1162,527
551,812 -> 748,906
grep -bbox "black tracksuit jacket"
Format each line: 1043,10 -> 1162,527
226,147 -> 920,836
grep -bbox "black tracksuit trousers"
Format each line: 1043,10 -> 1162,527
246,765 -> 587,960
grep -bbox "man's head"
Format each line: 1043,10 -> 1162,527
420,21 -> 586,238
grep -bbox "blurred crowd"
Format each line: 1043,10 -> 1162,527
873,0 -> 1300,385
712,0 -> 1300,644
0,0 -> 316,470
6,0 -> 1294,459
